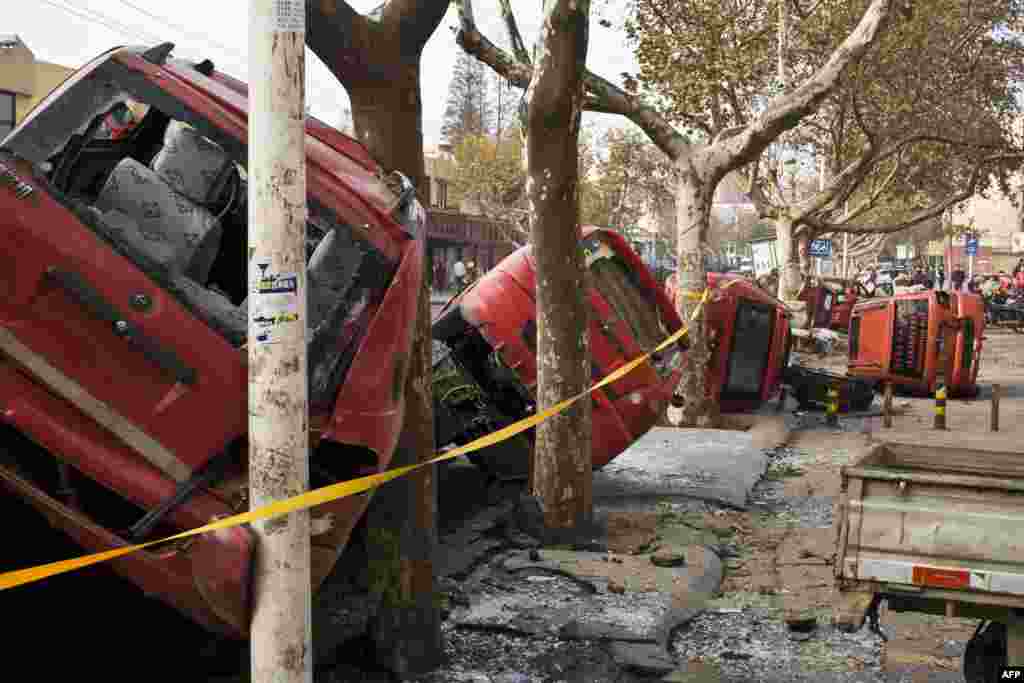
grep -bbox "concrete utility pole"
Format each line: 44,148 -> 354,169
248,0 -> 311,681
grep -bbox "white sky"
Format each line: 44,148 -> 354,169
14,0 -> 638,149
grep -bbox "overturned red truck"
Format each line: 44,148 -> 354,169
0,43 -> 425,636
847,290 -> 984,397
433,228 -> 687,479
432,245 -> 792,479
0,41 -> 793,637
665,271 -> 792,411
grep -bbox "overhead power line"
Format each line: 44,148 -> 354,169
111,0 -> 248,63
38,0 -> 334,117
39,0 -> 165,47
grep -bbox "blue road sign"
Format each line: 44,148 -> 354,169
809,239 -> 832,257
965,236 -> 979,256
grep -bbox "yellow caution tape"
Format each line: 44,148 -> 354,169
0,289 -> 710,592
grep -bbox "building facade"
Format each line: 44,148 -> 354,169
423,146 -> 518,292
0,36 -> 73,139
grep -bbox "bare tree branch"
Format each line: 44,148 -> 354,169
832,152 -> 902,223
849,88 -> 878,148
384,0 -> 453,56
796,132 -> 1017,224
804,153 -> 1024,235
794,138 -> 878,218
789,0 -> 830,21
306,0 -> 377,83
497,0 -> 532,64
709,0 -> 899,173
738,160 -> 777,218
306,0 -> 449,83
724,84 -> 748,127
455,0 -> 691,160
712,125 -> 747,146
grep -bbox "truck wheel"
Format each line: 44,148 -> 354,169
963,620 -> 1006,683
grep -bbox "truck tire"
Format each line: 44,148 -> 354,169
963,620 -> 1006,683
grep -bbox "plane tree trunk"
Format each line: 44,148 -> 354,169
306,0 -> 449,675
525,0 -> 593,536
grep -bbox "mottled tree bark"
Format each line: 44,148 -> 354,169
674,166 -> 716,427
797,233 -> 811,278
776,218 -> 801,302
306,0 -> 448,674
526,0 -> 593,534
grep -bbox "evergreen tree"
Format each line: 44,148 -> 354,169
441,52 -> 492,147
490,71 -> 522,141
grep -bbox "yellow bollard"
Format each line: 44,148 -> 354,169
826,385 -> 839,427
934,385 -> 947,430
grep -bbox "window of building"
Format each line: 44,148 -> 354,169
0,91 -> 15,140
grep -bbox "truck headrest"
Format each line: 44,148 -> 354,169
151,120 -> 235,206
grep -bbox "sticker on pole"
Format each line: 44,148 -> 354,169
250,261 -> 301,346
273,0 -> 305,32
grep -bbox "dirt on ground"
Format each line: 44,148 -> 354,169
666,324 -> 1024,681
312,325 -> 1024,683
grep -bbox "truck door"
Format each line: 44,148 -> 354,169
0,146 -> 247,483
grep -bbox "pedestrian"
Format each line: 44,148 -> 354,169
437,259 -> 448,292
982,275 -> 1001,298
859,266 -> 878,297
432,259 -> 443,292
951,267 -> 966,292
452,257 -> 466,290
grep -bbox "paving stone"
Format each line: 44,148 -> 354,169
608,642 -> 677,675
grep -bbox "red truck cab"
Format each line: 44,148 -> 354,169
433,227 -> 685,477
704,273 -> 792,412
665,272 -> 792,412
0,43 -> 424,636
847,290 -> 984,397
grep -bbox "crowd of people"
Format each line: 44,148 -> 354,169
432,257 -> 479,294
854,258 -> 1024,299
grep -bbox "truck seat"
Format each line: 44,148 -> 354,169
150,120 -> 237,210
95,158 -> 223,283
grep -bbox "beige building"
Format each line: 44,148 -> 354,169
422,143 -> 518,290
931,173 -> 1024,273
0,35 -> 74,139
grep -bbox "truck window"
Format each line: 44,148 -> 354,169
2,64 -> 394,408
583,234 -> 676,376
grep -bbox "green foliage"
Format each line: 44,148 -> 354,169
449,130 -> 526,214
623,0 -> 1024,237
578,126 -> 678,240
